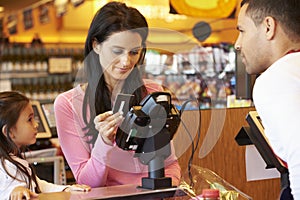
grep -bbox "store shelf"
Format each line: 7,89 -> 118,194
0,71 -> 49,79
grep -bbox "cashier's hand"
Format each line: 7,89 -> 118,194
10,186 -> 38,200
94,111 -> 124,145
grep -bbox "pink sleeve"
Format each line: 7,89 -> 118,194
54,92 -> 112,188
164,141 -> 182,186
143,79 -> 164,93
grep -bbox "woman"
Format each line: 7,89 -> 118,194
54,2 -> 181,188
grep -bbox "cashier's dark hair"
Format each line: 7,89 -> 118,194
241,0 -> 300,42
0,91 -> 41,193
82,1 -> 148,145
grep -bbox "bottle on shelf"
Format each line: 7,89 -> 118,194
0,47 -> 9,72
23,78 -> 33,99
27,47 -> 36,72
40,47 -> 48,72
23,46 -> 28,71
13,45 -> 22,72
38,77 -> 47,100
31,77 -> 39,100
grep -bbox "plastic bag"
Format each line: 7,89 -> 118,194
177,164 -> 252,200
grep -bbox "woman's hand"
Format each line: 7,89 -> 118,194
64,184 -> 91,192
94,111 -> 124,145
10,186 -> 38,200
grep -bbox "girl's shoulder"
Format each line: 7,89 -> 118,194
1,155 -> 29,173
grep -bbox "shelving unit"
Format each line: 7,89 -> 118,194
0,42 -> 84,102
0,42 -> 238,109
143,43 -> 236,109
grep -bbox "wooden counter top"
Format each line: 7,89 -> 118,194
33,184 -> 183,200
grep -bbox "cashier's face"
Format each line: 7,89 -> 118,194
235,4 -> 270,74
93,31 -> 143,86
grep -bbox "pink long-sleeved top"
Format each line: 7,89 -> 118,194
54,80 -> 181,188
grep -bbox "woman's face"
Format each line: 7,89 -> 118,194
95,31 -> 143,87
10,103 -> 38,148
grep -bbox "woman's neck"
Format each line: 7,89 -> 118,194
104,76 -> 124,101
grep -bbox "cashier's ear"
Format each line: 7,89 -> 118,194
93,40 -> 101,55
263,16 -> 276,40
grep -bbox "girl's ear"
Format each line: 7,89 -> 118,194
93,40 -> 101,54
1,124 -> 12,138
2,124 -> 15,139
2,124 -> 8,135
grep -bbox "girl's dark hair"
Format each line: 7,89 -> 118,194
241,0 -> 300,42
0,91 -> 41,193
82,2 -> 148,145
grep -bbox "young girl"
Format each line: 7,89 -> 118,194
0,91 -> 90,200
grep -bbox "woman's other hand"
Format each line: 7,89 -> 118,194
94,111 -> 124,145
10,186 -> 38,200
64,184 -> 91,192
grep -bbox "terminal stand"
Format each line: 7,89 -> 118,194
136,128 -> 173,190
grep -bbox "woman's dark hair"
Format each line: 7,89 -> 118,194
0,91 -> 41,193
82,1 -> 149,145
241,0 -> 300,42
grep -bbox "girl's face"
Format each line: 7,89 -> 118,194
94,31 -> 143,88
10,103 -> 38,148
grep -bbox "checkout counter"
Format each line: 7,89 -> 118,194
28,99 -> 281,199
32,184 -> 184,200
174,107 -> 281,200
